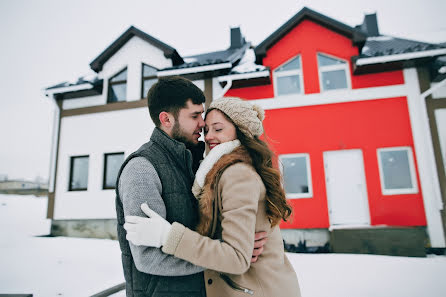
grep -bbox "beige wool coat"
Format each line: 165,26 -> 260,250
162,148 -> 301,297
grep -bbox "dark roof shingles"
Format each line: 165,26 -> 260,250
161,43 -> 250,71
360,36 -> 446,58
46,76 -> 101,90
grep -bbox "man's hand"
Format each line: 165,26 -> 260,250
251,231 -> 268,263
124,203 -> 172,247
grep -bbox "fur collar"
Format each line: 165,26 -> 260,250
192,139 -> 240,198
195,146 -> 253,236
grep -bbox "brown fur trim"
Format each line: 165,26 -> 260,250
196,147 -> 252,236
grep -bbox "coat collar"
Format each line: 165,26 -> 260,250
151,127 -> 187,157
150,127 -> 194,178
194,145 -> 252,236
192,139 -> 241,197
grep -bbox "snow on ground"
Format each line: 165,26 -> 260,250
0,195 -> 124,296
288,253 -> 446,297
1,194 -> 446,297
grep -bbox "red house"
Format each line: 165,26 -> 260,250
222,8 -> 446,254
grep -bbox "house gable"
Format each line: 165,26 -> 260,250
263,19 -> 404,92
227,16 -> 404,99
254,7 -> 366,65
90,26 -> 183,72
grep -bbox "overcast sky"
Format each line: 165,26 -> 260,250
1,0 -> 445,181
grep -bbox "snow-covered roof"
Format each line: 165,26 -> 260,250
44,74 -> 103,99
158,42 -> 251,77
229,48 -> 267,74
360,36 -> 446,58
432,55 -> 446,82
46,74 -> 100,90
354,36 -> 446,74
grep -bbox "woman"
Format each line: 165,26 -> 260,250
125,97 -> 302,296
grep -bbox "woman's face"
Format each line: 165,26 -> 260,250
204,109 -> 237,150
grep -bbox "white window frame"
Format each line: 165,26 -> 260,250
317,52 -> 351,92
273,55 -> 305,97
107,66 -> 128,103
141,63 -> 158,98
278,153 -> 313,199
377,147 -> 418,195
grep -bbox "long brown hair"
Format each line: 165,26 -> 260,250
236,128 -> 293,227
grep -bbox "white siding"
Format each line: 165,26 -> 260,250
54,108 -> 155,219
62,95 -> 105,110
192,80 -> 204,91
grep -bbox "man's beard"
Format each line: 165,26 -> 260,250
171,121 -> 197,147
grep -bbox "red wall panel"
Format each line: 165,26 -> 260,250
267,97 -> 426,229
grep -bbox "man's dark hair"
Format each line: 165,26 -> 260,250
147,76 -> 206,127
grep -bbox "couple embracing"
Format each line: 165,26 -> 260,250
116,76 -> 301,297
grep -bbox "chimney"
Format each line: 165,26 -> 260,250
230,27 -> 245,49
360,13 -> 380,37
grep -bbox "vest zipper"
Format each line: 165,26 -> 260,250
219,273 -> 254,295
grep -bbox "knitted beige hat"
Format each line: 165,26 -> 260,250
208,97 -> 265,138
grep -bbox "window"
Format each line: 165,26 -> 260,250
317,53 -> 350,91
273,55 -> 304,96
69,155 -> 89,191
377,147 -> 418,195
103,153 -> 125,189
279,154 -> 312,198
141,64 -> 158,98
108,68 -> 127,102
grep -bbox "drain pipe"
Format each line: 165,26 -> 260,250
45,91 -> 61,218
48,94 -> 60,193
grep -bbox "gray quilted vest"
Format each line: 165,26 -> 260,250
115,127 -> 205,297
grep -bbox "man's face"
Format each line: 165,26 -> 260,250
171,100 -> 205,146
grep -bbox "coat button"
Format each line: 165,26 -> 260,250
208,279 -> 213,285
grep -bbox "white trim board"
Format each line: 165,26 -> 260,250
249,84 -> 407,110
157,63 -> 232,77
218,70 -> 270,82
403,67 -> 445,248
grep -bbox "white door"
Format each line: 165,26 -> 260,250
324,149 -> 370,226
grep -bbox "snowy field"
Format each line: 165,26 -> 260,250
1,194 -> 445,297
0,195 -> 124,297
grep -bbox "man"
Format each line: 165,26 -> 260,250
115,76 -> 266,297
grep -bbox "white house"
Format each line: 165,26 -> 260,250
44,26 -> 257,238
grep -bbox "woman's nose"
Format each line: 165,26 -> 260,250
198,117 -> 205,128
205,131 -> 213,142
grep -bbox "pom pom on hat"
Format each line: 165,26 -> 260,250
208,97 -> 265,138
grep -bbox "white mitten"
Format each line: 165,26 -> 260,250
124,203 -> 172,247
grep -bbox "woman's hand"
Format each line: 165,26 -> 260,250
252,231 -> 268,263
124,203 -> 172,248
